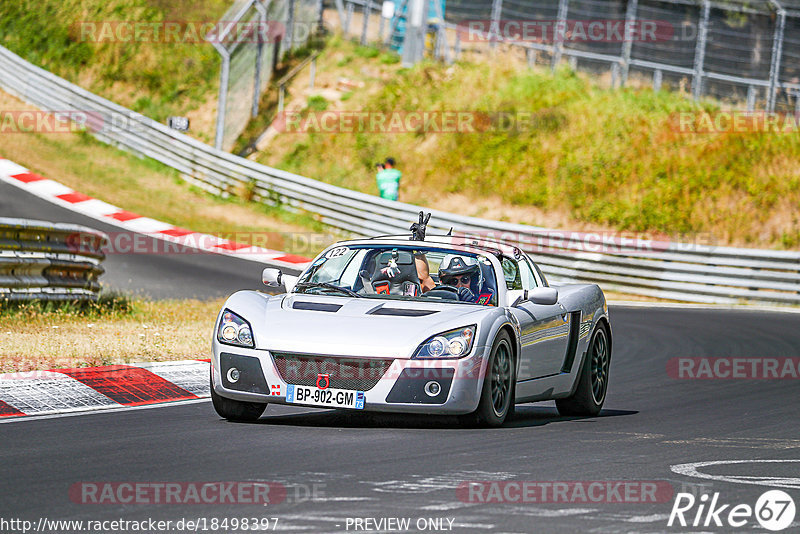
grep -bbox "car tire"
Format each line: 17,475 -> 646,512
210,371 -> 267,422
556,324 -> 610,417
461,331 -> 515,427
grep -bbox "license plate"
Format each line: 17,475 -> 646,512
285,384 -> 365,410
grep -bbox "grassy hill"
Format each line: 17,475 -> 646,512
1,0 -> 797,250
0,0 -> 228,142
257,37 -> 800,249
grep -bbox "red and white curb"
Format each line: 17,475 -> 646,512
0,360 -> 211,418
0,156 -> 312,270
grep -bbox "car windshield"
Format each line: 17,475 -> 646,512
294,244 -> 499,306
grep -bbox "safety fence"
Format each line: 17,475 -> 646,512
0,218 -> 107,302
333,0 -> 800,112
211,0 -> 322,150
0,44 -> 798,305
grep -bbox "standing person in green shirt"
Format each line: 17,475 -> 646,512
376,158 -> 401,201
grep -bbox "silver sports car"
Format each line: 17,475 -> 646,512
211,215 -> 611,426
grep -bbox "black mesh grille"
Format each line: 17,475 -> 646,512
271,353 -> 393,391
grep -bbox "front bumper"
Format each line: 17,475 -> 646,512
211,341 -> 489,415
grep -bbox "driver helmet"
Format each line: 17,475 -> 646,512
439,255 -> 483,295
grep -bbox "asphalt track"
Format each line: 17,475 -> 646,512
3,180 -> 800,533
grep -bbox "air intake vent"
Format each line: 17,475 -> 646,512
271,353 -> 392,391
292,301 -> 342,312
369,308 -> 437,317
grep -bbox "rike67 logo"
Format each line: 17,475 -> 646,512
668,490 -> 796,531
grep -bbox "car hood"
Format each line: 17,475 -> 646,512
241,293 -> 494,359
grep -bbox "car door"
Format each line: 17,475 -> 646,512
505,257 -> 571,380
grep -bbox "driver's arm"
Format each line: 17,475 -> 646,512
414,254 -> 436,293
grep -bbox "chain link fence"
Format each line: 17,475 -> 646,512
212,0 -> 322,151
333,0 -> 800,112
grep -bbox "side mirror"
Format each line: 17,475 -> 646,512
529,287 -> 558,305
262,268 -> 283,287
263,268 -> 299,293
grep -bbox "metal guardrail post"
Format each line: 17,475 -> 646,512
692,0 -> 710,101
620,0 -> 638,85
552,0 -> 570,71
653,69 -> 662,91
766,1 -> 786,112
309,56 -> 316,89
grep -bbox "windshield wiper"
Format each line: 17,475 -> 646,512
295,281 -> 361,298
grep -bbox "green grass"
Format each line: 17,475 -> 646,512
257,39 -> 800,249
0,290 -> 134,319
0,0 -> 228,124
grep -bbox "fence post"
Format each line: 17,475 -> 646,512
335,0 -> 346,27
383,0 -> 409,46
286,0 -> 296,52
552,0 -> 570,71
402,0 -> 425,66
490,0 -> 503,50
310,56 -> 317,89
345,1 -> 354,35
526,47 -> 536,67
621,0 -> 638,85
252,0 -> 268,118
431,0 -> 450,63
212,43 -> 231,151
278,83 -> 286,113
692,0 -> 710,100
361,0 -> 372,45
746,85 -> 756,111
653,69 -> 662,91
767,1 -> 786,112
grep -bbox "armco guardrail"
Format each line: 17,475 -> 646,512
1,44 -> 799,305
0,218 -> 107,302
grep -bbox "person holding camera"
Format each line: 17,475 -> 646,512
376,157 -> 401,201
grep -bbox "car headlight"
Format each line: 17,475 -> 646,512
217,309 -> 254,348
413,325 -> 476,359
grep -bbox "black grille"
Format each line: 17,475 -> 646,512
271,353 -> 393,391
